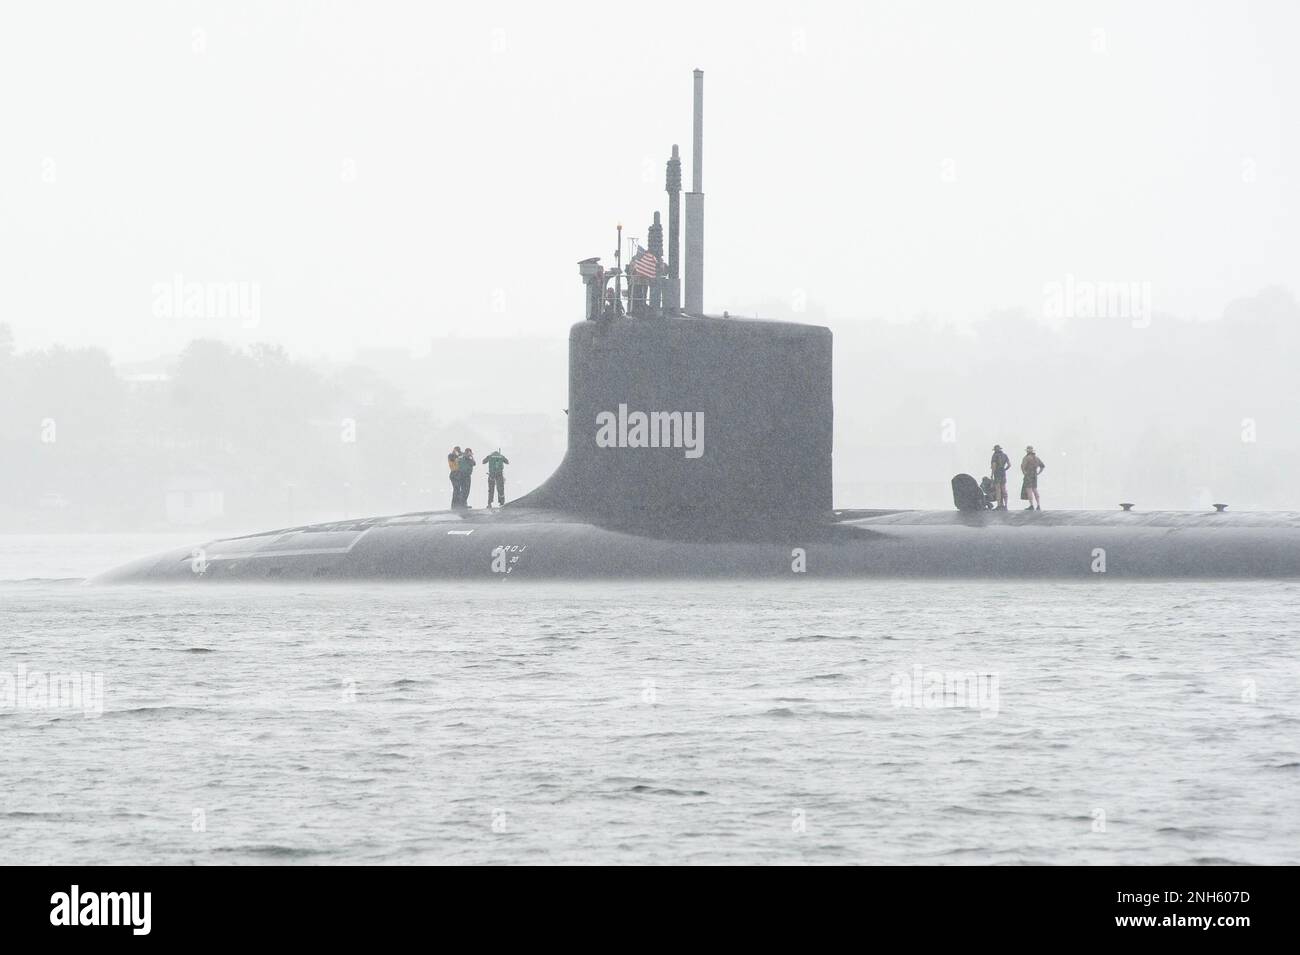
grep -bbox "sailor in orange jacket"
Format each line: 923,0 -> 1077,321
447,446 -> 462,508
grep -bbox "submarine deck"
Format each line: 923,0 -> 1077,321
209,505 -> 1300,543
832,508 -> 1300,528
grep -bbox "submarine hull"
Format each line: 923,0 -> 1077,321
92,318 -> 1300,583
92,506 -> 1300,582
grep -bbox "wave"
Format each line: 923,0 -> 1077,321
103,705 -> 215,720
627,785 -> 710,797
211,845 -> 334,859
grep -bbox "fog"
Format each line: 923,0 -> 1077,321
2,1 -> 1297,529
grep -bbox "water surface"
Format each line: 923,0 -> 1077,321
2,535 -> 1297,864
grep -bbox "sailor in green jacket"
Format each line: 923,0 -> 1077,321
484,449 -> 509,507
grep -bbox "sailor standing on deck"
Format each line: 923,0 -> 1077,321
484,449 -> 509,508
1020,445 -> 1046,511
457,448 -> 476,508
447,446 -> 462,509
990,444 -> 1011,510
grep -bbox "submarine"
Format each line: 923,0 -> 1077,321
96,70 -> 1300,583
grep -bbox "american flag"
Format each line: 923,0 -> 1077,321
630,248 -> 660,279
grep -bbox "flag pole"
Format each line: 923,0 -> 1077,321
615,223 -> 623,316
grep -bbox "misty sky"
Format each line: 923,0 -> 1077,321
2,1 -> 1296,361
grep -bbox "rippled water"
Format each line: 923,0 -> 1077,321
2,534 -> 1298,864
